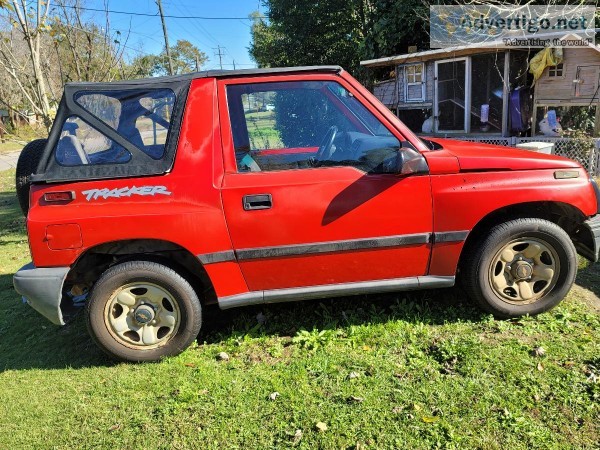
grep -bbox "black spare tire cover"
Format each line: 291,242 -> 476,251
15,138 -> 47,215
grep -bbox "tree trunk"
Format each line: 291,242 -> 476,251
12,0 -> 52,129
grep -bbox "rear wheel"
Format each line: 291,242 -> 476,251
86,260 -> 202,362
463,218 -> 577,318
15,138 -> 47,215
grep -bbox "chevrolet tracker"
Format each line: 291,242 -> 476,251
12,66 -> 600,362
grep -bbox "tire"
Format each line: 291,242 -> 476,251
86,260 -> 202,362
462,218 -> 577,318
15,138 -> 47,215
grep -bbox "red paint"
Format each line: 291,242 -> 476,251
45,224 -> 82,250
25,68 -> 598,301
431,138 -> 581,171
220,169 -> 433,290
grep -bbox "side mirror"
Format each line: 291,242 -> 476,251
395,148 -> 429,176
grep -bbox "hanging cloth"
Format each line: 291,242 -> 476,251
529,47 -> 563,86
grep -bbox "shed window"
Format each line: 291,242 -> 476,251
548,64 -> 564,77
406,65 -> 423,83
404,64 -> 425,102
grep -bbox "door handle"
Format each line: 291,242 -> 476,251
243,194 -> 272,210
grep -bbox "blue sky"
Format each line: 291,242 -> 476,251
67,0 -> 261,70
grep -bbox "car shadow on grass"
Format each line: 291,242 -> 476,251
0,273 -> 113,372
2,262 -> 598,371
573,262 -> 600,309
576,262 -> 600,295
199,286 -> 486,345
0,266 -> 485,371
0,191 -> 25,235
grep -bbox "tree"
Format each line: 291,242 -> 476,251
249,1 -> 432,84
52,0 -> 134,83
0,0 -> 53,127
249,1 -> 365,78
134,39 -> 208,77
0,0 -> 137,130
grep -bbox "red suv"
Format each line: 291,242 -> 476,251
12,66 -> 600,362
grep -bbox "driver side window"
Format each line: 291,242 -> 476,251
226,81 -> 400,174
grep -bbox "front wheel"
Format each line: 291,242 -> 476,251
463,218 -> 577,318
86,260 -> 202,362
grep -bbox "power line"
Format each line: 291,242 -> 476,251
169,2 -> 220,47
54,4 -> 265,20
166,2 -> 229,70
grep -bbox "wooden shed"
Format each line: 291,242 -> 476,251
532,43 -> 600,136
362,36 -> 600,138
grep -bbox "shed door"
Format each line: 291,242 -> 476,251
574,65 -> 600,98
434,58 -> 470,133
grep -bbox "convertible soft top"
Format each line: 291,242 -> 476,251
63,66 -> 343,89
33,66 -> 343,183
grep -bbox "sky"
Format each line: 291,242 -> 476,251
63,0 -> 261,70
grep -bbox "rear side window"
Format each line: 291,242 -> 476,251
74,89 -> 175,161
55,116 -> 131,166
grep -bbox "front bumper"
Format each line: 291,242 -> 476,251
576,215 -> 600,263
13,263 -> 70,325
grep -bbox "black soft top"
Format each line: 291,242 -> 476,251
33,66 -> 343,183
64,66 -> 343,89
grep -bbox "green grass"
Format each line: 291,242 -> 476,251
0,141 -> 24,153
246,111 -> 284,149
0,124 -> 45,153
0,168 -> 598,449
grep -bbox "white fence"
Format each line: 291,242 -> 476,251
446,136 -> 600,175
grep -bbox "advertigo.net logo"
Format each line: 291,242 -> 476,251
430,5 -> 597,48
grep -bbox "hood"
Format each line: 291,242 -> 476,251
427,138 -> 580,171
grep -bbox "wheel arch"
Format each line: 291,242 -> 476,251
65,239 -> 217,316
458,200 -> 587,273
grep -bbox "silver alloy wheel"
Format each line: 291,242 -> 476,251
104,282 -> 181,349
488,238 -> 560,305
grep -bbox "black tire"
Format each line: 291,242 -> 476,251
86,260 -> 202,362
462,218 -> 577,318
15,138 -> 47,215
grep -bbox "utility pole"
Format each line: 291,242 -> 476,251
156,0 -> 174,76
232,59 -> 236,70
214,46 -> 224,70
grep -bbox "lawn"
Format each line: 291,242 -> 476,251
0,140 -> 24,153
0,125 -> 44,153
246,111 -> 284,149
0,168 -> 598,449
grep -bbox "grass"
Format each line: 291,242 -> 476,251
246,111 -> 284,149
0,168 -> 599,449
0,124 -> 45,154
0,140 -> 24,153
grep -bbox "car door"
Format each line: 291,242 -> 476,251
218,74 -> 433,291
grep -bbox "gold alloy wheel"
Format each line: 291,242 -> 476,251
488,238 -> 560,305
104,282 -> 181,349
